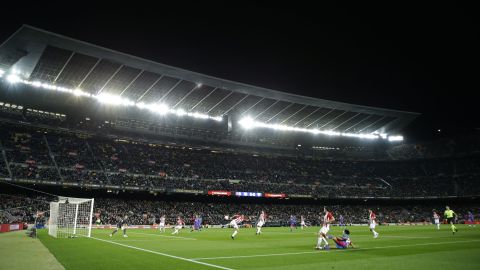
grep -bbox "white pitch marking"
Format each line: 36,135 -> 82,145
90,237 -> 233,270
192,239 -> 480,261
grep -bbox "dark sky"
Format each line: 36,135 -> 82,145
0,2 -> 478,141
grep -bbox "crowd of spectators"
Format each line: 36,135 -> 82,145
1,193 -> 478,226
1,111 -> 480,199
1,123 -> 480,198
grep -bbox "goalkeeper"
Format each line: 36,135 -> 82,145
110,215 -> 128,238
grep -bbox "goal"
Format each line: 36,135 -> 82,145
48,196 -> 94,238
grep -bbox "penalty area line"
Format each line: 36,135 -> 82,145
192,239 -> 480,261
90,236 -> 233,270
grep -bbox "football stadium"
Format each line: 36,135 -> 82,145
0,23 -> 479,270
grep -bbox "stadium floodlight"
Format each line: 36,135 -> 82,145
152,103 -> 169,115
388,135 -> 404,142
190,112 -> 209,119
239,117 -> 255,129
210,116 -> 223,121
0,71 -> 227,123
95,93 -> 135,106
49,196 -> 94,238
238,117 -> 395,140
6,74 -> 21,84
175,108 -> 187,116
31,81 -> 42,87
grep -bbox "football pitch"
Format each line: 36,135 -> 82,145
37,225 -> 480,270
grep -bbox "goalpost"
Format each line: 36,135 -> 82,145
48,196 -> 94,238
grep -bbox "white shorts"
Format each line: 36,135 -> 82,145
174,225 -> 182,230
257,221 -> 265,227
301,221 -> 306,226
229,220 -> 239,229
121,226 -> 126,230
159,223 -> 165,228
434,219 -> 439,224
369,222 -> 376,229
320,224 -> 329,235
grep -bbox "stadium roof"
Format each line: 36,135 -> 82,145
0,25 -> 419,135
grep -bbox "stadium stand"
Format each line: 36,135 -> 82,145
0,25 -> 479,230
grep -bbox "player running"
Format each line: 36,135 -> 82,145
289,215 -> 297,231
433,210 -> 440,230
256,211 -> 266,235
316,207 -> 335,250
158,215 -> 166,233
300,215 -> 308,230
444,206 -> 458,234
368,209 -> 379,238
172,216 -> 185,235
110,215 -> 128,238
230,214 -> 246,239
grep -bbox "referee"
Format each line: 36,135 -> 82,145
444,206 -> 458,235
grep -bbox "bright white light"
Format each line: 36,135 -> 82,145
238,117 -> 397,140
73,89 -> 83,96
95,93 -> 134,106
210,116 -> 223,121
153,104 -> 169,115
6,74 -> 21,84
239,117 -> 255,129
388,135 -> 404,142
136,102 -> 147,109
190,112 -> 209,119
32,81 -> 42,87
176,108 -> 186,116
196,83 -> 202,88
1,72 -> 224,123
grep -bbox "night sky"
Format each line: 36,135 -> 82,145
0,3 -> 478,141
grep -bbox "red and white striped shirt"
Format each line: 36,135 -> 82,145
369,212 -> 376,223
324,211 -> 334,224
233,215 -> 244,224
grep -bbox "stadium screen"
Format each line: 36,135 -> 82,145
235,192 -> 263,197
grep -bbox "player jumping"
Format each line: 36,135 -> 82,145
368,209 -> 379,238
444,206 -> 458,235
256,211 -> 266,235
433,210 -> 440,230
316,207 -> 335,250
110,215 -> 128,238
172,216 -> 185,235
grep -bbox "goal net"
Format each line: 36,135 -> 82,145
48,196 -> 94,238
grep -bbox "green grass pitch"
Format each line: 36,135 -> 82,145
38,225 -> 480,270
